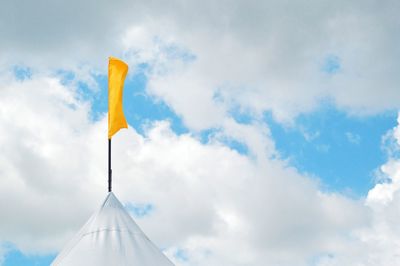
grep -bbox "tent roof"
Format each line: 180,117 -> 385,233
52,192 -> 174,266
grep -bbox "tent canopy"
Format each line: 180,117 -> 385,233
52,192 -> 174,266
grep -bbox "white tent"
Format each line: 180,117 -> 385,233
52,192 -> 175,266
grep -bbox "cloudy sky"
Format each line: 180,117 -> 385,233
1,0 -> 400,265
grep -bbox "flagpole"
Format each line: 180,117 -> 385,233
108,57 -> 128,193
108,138 -> 112,192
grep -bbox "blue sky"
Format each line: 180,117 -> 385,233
83,69 -> 397,197
66,66 -> 399,198
1,1 -> 400,265
266,108 -> 397,196
3,66 -> 398,265
3,250 -> 55,266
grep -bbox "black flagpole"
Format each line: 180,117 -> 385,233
108,138 -> 112,192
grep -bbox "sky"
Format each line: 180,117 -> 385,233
1,0 -> 400,265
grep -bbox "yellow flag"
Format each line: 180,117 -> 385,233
108,57 -> 128,139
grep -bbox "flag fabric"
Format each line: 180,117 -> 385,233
108,57 -> 128,139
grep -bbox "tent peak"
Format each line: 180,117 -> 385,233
52,192 -> 174,266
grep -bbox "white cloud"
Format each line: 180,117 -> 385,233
0,244 -> 7,265
1,1 -> 400,127
345,132 -> 361,145
313,114 -> 400,266
0,74 -> 370,265
119,0 -> 400,129
368,115 -> 400,205
0,74 -> 97,252
1,1 -> 400,265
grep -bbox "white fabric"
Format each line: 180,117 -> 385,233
52,192 -> 174,266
